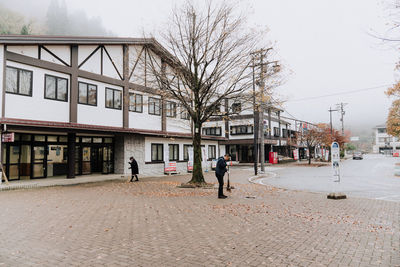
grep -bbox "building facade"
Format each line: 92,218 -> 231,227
0,35 -> 223,181
373,124 -> 400,154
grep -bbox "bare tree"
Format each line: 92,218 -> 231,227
300,127 -> 323,165
145,1 -> 270,185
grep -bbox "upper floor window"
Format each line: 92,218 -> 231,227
148,97 -> 161,115
202,127 -> 222,136
274,127 -> 280,137
231,102 -> 241,114
212,103 -> 221,115
6,66 -> 32,96
180,105 -> 190,120
105,88 -> 122,110
129,93 -> 143,112
78,82 -> 97,106
282,129 -> 288,138
45,74 -> 68,102
230,125 -> 253,135
377,128 -> 386,134
166,101 -> 177,118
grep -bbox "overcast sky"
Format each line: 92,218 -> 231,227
3,0 -> 399,133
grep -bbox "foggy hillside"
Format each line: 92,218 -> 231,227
0,0 -> 113,36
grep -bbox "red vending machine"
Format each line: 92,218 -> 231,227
269,152 -> 278,164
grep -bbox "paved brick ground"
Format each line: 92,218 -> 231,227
0,168 -> 399,266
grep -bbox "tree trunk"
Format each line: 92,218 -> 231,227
308,145 -> 312,165
188,121 -> 206,185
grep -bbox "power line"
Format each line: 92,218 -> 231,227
286,84 -> 391,103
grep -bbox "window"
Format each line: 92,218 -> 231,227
105,88 -> 122,109
45,74 -> 68,101
180,105 -> 190,120
148,97 -> 161,115
168,144 -> 179,161
183,145 -> 192,160
378,128 -> 386,134
6,66 -> 33,96
274,127 -> 280,137
166,101 -> 177,118
78,82 -> 97,106
208,145 -> 216,159
231,102 -> 241,113
212,104 -> 221,115
230,125 -> 253,135
129,93 -> 143,112
151,144 -> 163,161
202,127 -> 222,136
282,129 -> 288,138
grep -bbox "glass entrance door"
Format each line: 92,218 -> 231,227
91,147 -> 103,173
33,146 -> 46,178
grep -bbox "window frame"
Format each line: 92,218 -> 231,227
230,125 -> 254,135
44,74 -> 69,102
180,105 -> 190,120
151,143 -> 164,162
274,127 -> 280,137
166,101 -> 177,118
105,87 -> 122,110
168,144 -> 179,161
231,102 -> 242,114
129,93 -> 143,113
183,144 -> 192,161
5,66 -> 33,97
78,81 -> 97,106
208,145 -> 216,160
202,127 -> 222,136
148,97 -> 161,116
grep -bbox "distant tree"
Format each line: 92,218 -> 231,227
145,1 -> 272,185
387,99 -> 400,137
301,127 -> 323,165
20,24 -> 31,35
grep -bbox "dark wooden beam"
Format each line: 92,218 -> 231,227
2,45 -> 6,118
122,44 -> 129,128
70,45 -> 78,123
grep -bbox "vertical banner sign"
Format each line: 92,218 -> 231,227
187,147 -> 194,172
331,142 -> 340,182
293,149 -> 299,161
201,146 -> 208,171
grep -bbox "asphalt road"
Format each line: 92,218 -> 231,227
259,154 -> 400,202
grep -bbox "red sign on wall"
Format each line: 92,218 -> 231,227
164,162 -> 177,173
2,133 -> 14,143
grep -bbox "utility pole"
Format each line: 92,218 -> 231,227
250,48 -> 278,173
328,107 -> 338,142
252,58 -> 259,175
336,103 -> 347,136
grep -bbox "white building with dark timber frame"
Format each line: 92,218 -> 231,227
0,35 -> 223,181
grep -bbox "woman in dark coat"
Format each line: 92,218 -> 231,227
128,156 -> 139,182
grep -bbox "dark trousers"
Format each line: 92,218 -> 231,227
216,174 -> 224,197
130,174 -> 138,182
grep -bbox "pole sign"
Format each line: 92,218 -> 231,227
2,132 -> 14,142
293,149 -> 299,161
331,142 -> 340,182
187,147 -> 194,172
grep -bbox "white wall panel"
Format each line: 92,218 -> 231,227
103,45 -> 123,78
0,45 -> 3,115
7,45 -> 38,58
78,45 -> 101,74
41,45 -> 71,65
77,78 -> 123,127
129,94 -> 161,131
5,61 -> 70,122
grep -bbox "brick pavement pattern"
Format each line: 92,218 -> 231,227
0,169 -> 399,266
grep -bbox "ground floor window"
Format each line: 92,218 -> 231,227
151,144 -> 163,162
183,144 -> 192,160
208,145 -> 216,159
169,144 -> 179,161
1,133 -> 114,181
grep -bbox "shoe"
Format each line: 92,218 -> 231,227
218,195 -> 228,199
135,179 -> 139,182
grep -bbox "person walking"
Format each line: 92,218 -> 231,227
215,154 -> 230,199
128,156 -> 139,182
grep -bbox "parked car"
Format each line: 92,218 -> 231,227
353,151 -> 363,160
